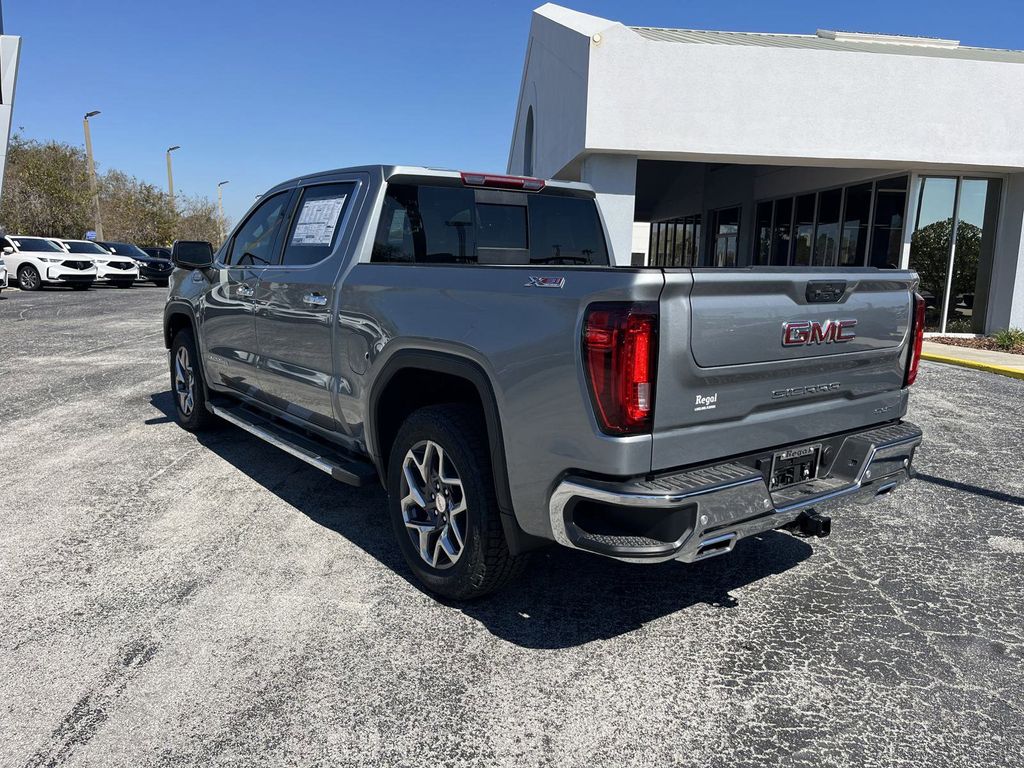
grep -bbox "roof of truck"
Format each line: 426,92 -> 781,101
269,165 -> 595,194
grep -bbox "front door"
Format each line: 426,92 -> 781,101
201,189 -> 294,397
254,180 -> 360,432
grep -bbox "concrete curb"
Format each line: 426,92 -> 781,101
921,351 -> 1024,381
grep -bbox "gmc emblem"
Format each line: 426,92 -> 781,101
782,319 -> 858,346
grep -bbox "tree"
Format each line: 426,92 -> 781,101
99,170 -> 177,245
1,133 -> 228,246
176,194 -> 225,244
0,135 -> 93,237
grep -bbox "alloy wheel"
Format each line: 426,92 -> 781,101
174,345 -> 196,417
400,439 -> 468,569
18,267 -> 40,290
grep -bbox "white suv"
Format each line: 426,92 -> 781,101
0,235 -> 98,290
0,252 -> 7,294
56,239 -> 138,288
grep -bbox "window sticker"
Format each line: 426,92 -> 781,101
291,195 -> 347,246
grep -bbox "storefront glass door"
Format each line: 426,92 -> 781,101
908,176 -> 1002,333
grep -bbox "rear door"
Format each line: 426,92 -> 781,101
201,189 -> 294,396
254,177 -> 362,432
652,268 -> 916,471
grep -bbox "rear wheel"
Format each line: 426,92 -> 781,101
17,265 -> 41,291
387,404 -> 526,600
169,328 -> 216,432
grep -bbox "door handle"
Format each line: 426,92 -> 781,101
303,292 -> 328,307
237,284 -> 255,299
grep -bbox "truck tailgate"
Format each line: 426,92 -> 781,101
652,269 -> 917,472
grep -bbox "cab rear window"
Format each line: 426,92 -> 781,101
371,183 -> 608,266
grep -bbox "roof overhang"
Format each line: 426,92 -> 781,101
508,5 -> 1024,178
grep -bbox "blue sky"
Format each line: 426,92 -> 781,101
6,0 -> 1023,223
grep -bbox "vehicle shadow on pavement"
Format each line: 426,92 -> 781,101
462,534 -> 812,648
149,391 -> 814,649
915,472 -> 1024,508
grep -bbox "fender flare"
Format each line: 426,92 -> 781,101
163,301 -> 217,405
367,350 -> 541,554
163,300 -> 198,348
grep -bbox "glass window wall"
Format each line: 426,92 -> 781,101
868,176 -> 908,269
909,176 -> 1002,333
711,207 -> 740,267
793,194 -> 816,266
813,188 -> 842,266
755,175 -> 908,270
647,214 -> 702,267
771,197 -> 793,266
839,183 -> 872,267
754,201 -> 773,266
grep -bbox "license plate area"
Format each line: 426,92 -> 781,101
769,444 -> 821,490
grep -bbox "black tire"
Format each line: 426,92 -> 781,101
17,264 -> 42,291
71,284 -> 90,291
387,404 -> 527,600
169,328 -> 217,432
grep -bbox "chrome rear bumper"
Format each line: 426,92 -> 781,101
548,421 -> 922,564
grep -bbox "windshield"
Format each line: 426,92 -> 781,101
106,242 -> 150,259
11,237 -> 63,253
64,241 -> 109,255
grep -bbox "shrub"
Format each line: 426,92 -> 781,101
943,317 -> 974,334
992,327 -> 1024,351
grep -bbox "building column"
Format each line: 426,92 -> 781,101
900,173 -> 923,269
581,154 -> 637,266
987,172 -> 1024,331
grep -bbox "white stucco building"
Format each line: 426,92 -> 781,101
508,4 -> 1024,334
0,2 -> 22,204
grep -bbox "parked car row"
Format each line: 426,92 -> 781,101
0,235 -> 174,292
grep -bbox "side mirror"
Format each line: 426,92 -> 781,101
171,240 -> 214,269
2,246 -> 12,255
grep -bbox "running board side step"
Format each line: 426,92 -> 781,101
208,403 -> 377,487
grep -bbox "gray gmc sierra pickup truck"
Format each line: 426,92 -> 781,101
164,165 -> 924,599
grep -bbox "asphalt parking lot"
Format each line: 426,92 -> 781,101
1,284 -> 1022,768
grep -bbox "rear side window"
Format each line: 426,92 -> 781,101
371,183 -> 608,266
528,195 -> 608,265
279,183 -> 357,266
372,185 -> 474,264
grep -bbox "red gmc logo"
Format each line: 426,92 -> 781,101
782,319 -> 858,346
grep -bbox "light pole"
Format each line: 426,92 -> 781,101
83,110 -> 103,239
166,145 -> 180,207
217,180 -> 229,243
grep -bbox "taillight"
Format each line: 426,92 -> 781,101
904,292 -> 926,387
583,303 -> 658,435
460,171 -> 545,192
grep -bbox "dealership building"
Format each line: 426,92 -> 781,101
508,4 -> 1024,334
0,4 -> 22,203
